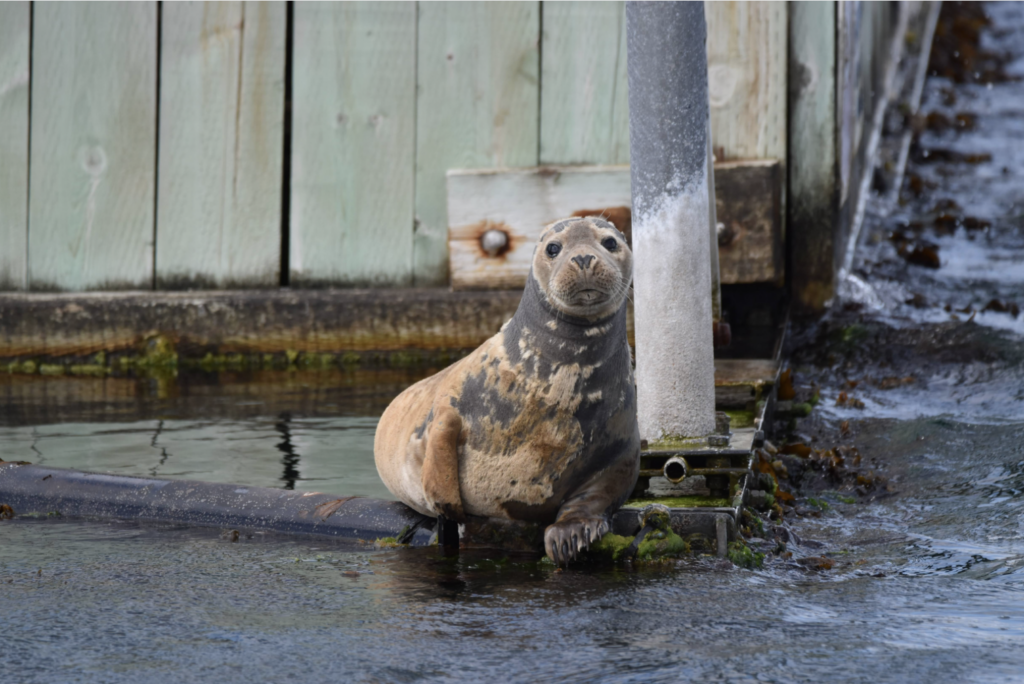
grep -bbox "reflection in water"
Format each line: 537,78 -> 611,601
275,412 -> 301,490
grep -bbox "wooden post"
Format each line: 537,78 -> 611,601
626,1 -> 716,442
788,1 -> 838,314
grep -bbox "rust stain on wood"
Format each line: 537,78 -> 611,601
464,219 -> 521,261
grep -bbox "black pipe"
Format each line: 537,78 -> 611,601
0,462 -> 435,545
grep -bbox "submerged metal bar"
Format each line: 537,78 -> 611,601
0,463 -> 435,545
626,1 -> 716,441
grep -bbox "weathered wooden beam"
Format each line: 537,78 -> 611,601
0,292 -> 779,406
447,160 -> 782,290
0,290 -> 521,360
787,1 -> 838,314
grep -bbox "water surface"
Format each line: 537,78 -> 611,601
4,3 -> 1024,681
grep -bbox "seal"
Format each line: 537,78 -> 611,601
374,216 -> 639,563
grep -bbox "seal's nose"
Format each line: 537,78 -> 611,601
572,254 -> 595,270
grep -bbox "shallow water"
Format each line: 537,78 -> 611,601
5,3 -> 1024,682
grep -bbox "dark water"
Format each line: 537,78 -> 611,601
4,4 -> 1024,682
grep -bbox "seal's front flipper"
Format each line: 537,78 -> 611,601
421,406 -> 465,522
544,516 -> 609,564
543,456 -> 637,564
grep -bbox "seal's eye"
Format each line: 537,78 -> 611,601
601,237 -> 618,252
546,243 -> 562,258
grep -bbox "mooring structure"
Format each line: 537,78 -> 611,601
1,1 -> 941,557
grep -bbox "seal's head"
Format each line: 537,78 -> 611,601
531,216 -> 633,320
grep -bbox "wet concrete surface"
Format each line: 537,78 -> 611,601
4,3 -> 1024,681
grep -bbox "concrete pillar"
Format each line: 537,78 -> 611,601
626,1 -> 716,442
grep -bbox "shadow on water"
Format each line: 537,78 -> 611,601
5,3 -> 1024,681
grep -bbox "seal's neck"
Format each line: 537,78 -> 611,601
504,273 -> 627,367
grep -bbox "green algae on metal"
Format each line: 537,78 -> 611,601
723,409 -> 756,428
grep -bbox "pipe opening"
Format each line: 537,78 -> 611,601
663,456 -> 688,484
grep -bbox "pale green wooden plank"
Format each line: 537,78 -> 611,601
414,1 -> 540,287
0,2 -> 30,291
157,1 -> 285,289
28,3 -> 157,291
540,1 -> 629,165
290,2 -> 416,287
706,1 -> 788,161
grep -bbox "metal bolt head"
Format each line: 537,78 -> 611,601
480,229 -> 509,257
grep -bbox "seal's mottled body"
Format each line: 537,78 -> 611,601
375,217 -> 639,562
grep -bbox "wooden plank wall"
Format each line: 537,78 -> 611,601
0,1 -> 793,292
157,2 -> 286,289
705,2 -> 787,164
413,2 -> 540,286
289,2 -> 417,288
540,1 -> 630,166
28,3 -> 157,291
0,2 -> 30,291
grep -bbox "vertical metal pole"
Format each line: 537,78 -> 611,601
707,120 -> 722,324
626,1 -> 717,442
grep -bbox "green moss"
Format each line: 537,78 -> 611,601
840,324 -> 868,345
285,349 -> 299,366
69,364 -> 108,377
648,435 -> 709,450
807,497 -> 830,511
298,352 -> 336,370
340,352 -> 362,366
724,409 -> 756,429
39,363 -> 65,376
388,351 -> 420,368
587,530 -> 690,562
373,536 -> 405,549
135,335 -> 178,371
727,540 -> 765,569
625,496 -> 731,509
742,509 -> 765,537
636,530 -> 689,560
791,402 -> 813,417
7,360 -> 38,374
